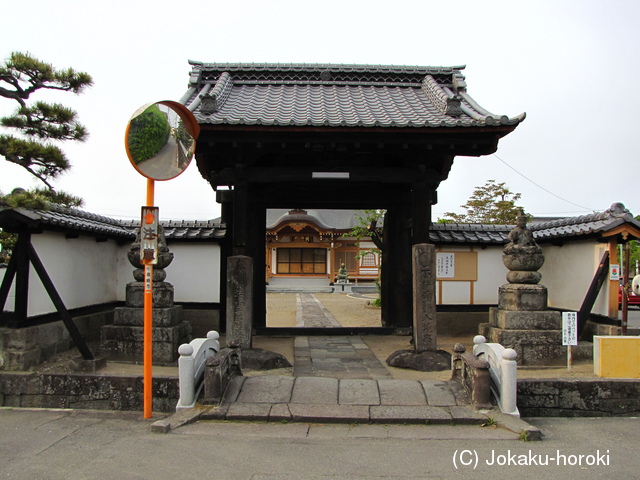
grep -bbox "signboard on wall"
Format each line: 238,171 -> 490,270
435,251 -> 478,281
436,253 -> 455,278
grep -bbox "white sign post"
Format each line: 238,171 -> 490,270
562,312 -> 578,371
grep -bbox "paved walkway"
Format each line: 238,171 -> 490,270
189,294 -> 498,427
157,293 -> 538,436
293,293 -> 392,378
296,293 -> 342,327
294,336 -> 393,379
197,375 -> 492,426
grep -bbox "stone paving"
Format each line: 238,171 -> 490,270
294,336 -> 393,379
160,294 -> 541,436
201,374 -> 489,425
200,294 -> 493,426
293,293 -> 393,379
296,293 -> 342,327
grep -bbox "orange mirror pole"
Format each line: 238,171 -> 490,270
143,178 -> 155,418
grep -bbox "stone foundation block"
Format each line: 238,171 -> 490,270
113,305 -> 183,327
100,321 -> 191,364
125,282 -> 175,308
479,323 -> 565,365
498,284 -> 548,311
490,308 -> 562,330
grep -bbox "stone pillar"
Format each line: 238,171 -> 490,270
226,255 -> 253,349
412,243 -> 437,353
386,243 -> 450,371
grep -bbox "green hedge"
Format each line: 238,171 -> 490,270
127,104 -> 171,164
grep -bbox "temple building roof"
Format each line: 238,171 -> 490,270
181,62 -> 526,129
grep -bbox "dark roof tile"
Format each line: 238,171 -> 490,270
185,62 -> 524,129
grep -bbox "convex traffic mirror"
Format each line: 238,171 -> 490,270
125,101 -> 200,181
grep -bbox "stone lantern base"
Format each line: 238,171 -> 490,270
101,281 -> 191,365
479,283 -> 564,366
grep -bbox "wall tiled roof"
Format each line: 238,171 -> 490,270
530,203 -> 640,241
430,223 -> 510,244
182,62 -> 526,129
2,203 -> 637,245
0,205 -> 225,241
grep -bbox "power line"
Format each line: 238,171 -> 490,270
492,153 -> 595,212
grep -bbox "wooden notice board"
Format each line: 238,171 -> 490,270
435,251 -> 478,281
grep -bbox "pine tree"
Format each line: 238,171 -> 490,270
0,52 -> 92,189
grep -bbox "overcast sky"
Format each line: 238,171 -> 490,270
1,0 -> 639,221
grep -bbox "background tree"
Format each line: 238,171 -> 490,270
439,180 -> 524,224
0,51 -> 92,189
0,52 -> 91,261
346,209 -> 385,307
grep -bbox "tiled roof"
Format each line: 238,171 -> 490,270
0,205 -> 225,241
430,223 -> 511,244
2,203 -> 637,245
266,203 -> 640,245
267,209 -> 364,231
530,203 -> 640,241
0,205 -> 134,239
121,219 -> 225,241
182,62 -> 526,129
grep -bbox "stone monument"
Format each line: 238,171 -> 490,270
479,209 -> 564,365
226,255 -> 291,370
386,243 -> 451,371
101,226 -> 191,364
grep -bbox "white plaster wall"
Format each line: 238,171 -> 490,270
165,243 -> 220,303
472,247 -> 504,304
116,244 -> 132,302
440,281 -> 471,304
115,242 -> 221,303
24,233 -> 120,316
541,241 -> 609,314
3,229 -> 610,316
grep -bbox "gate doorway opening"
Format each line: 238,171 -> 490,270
265,208 -> 382,329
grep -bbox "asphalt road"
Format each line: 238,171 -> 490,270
1,408 -> 638,479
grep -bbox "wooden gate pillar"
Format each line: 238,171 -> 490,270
382,202 -> 413,328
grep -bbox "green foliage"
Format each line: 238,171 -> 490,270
0,230 -> 15,264
0,51 -> 92,189
0,188 -> 83,261
1,187 -> 83,210
440,180 -> 524,224
481,416 -> 498,428
347,209 -> 385,250
127,104 -> 171,164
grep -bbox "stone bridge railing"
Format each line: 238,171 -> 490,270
452,335 -> 519,417
176,331 -> 220,410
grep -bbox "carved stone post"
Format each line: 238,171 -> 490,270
226,255 -> 253,349
413,243 -> 438,353
386,243 -> 450,371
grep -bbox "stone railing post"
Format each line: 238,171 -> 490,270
177,343 -> 195,409
500,348 -> 518,415
176,331 -> 220,410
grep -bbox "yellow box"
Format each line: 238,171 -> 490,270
593,336 -> 640,378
